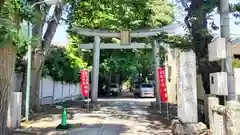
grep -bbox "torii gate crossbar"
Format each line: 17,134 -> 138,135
72,23 -> 178,102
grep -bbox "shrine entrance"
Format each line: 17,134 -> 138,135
71,23 -> 178,102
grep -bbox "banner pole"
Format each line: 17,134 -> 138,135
160,101 -> 162,114
167,102 -> 169,119
88,95 -> 90,112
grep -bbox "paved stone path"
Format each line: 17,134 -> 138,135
14,93 -> 174,135
60,98 -> 173,135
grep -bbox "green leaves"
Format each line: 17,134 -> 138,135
232,59 -> 240,68
42,45 -> 89,84
69,0 -> 174,31
0,0 -> 35,48
156,32 -> 193,51
66,0 -> 175,82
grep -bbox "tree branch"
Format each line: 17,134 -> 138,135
179,0 -> 192,29
0,0 -> 4,10
41,4 -> 63,50
179,0 -> 189,9
184,11 -> 191,29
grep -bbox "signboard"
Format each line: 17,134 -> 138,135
158,67 -> 168,102
176,50 -> 198,123
120,30 -> 131,45
80,70 -> 89,97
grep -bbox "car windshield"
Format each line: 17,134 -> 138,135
141,84 -> 153,88
134,85 -> 140,88
110,84 -> 117,88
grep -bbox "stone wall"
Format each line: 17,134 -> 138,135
208,97 -> 240,135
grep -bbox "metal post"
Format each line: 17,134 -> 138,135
91,36 -> 101,102
220,0 -> 236,100
25,22 -> 32,121
153,40 -> 161,104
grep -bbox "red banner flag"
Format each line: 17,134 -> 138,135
158,67 -> 168,102
80,70 -> 89,97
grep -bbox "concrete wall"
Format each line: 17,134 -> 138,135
208,97 -> 240,135
165,48 -> 240,103
165,48 -> 203,104
196,75 -> 205,101
7,74 -> 22,130
10,72 -> 22,92
234,68 -> 240,101
165,48 -> 179,104
196,68 -> 240,101
165,48 -> 212,103
11,72 -> 81,105
39,78 -> 81,104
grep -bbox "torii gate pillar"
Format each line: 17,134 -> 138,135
91,36 -> 101,102
153,40 -> 161,103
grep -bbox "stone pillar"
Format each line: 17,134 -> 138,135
172,51 -> 208,135
226,101 -> 240,135
204,94 -> 210,125
7,92 -> 22,129
91,36 -> 101,102
176,50 -> 198,123
208,96 -> 219,134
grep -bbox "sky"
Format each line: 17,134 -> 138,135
51,0 -> 240,45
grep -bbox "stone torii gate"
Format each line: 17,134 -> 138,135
71,24 -> 178,102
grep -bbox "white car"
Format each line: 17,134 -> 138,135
139,83 -> 154,97
109,83 -> 120,95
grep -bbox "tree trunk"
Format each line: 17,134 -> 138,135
186,0 -> 222,124
20,4 -> 63,113
21,51 -> 44,113
199,61 -> 221,93
0,0 -> 5,9
188,0 -> 219,95
0,45 -> 16,134
20,64 -> 27,115
30,50 -> 44,112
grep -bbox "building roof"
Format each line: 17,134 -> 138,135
231,38 -> 240,55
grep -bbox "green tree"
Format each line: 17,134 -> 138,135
232,59 -> 240,68
67,0 -> 174,89
69,0 -> 173,30
158,1 -> 240,95
42,45 -> 89,84
17,0 -> 64,112
173,0 -> 220,94
0,0 -> 31,133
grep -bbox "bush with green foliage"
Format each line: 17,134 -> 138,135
42,45 -> 89,84
232,59 -> 240,68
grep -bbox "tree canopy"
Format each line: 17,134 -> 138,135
0,0 -> 32,48
70,0 -> 174,30
63,0 -> 175,83
37,0 -> 175,84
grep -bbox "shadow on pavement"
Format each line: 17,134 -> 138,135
13,123 -> 129,135
28,100 -> 110,122
29,91 -> 153,122
86,102 -> 176,134
99,91 -> 134,98
147,103 -> 177,126
17,91 -> 173,134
